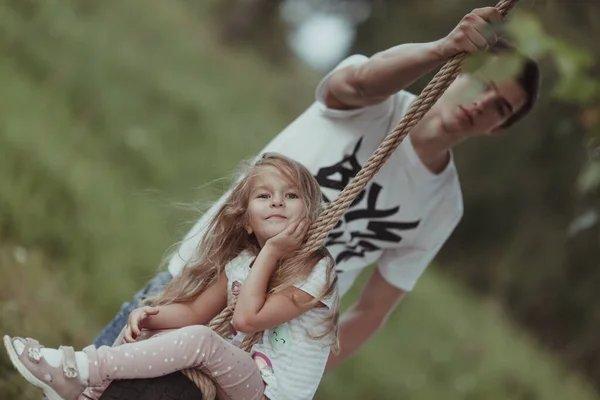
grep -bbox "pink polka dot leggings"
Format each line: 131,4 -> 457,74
80,325 -> 266,400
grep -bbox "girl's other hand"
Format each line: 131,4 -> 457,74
124,306 -> 160,343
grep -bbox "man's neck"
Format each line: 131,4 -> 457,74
409,116 -> 463,175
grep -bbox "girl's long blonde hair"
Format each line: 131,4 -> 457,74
148,152 -> 339,352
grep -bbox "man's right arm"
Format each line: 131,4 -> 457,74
325,42 -> 448,110
325,7 -> 502,110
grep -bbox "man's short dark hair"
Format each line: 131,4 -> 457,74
489,38 -> 541,129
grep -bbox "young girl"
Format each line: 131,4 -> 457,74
3,152 -> 339,400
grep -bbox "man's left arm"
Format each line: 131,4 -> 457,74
326,186 -> 463,371
325,268 -> 405,372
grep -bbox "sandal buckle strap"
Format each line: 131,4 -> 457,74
59,346 -> 79,379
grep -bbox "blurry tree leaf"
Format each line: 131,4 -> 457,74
577,159 -> 600,194
567,209 -> 599,236
479,52 -> 523,83
587,127 -> 600,157
463,52 -> 488,74
506,11 -> 552,58
459,53 -> 523,104
548,38 -> 598,104
505,11 -> 599,104
463,53 -> 523,83
452,81 -> 485,105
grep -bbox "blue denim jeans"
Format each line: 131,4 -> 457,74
93,271 -> 173,348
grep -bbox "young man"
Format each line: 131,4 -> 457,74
94,7 -> 540,371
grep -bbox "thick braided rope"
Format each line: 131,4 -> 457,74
181,369 -> 217,400
302,0 -> 520,253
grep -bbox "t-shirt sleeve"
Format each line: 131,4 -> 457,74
293,257 -> 338,309
377,188 -> 464,292
314,54 -> 396,120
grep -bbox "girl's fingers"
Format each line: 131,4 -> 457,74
302,219 -> 311,232
289,220 -> 302,238
134,324 -> 142,337
287,219 -> 301,235
123,327 -> 135,343
146,307 -> 160,315
294,219 -> 310,238
130,319 -> 141,336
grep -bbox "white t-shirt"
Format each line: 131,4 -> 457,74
224,250 -> 337,400
168,54 -> 464,296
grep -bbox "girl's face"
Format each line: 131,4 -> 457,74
245,165 -> 306,247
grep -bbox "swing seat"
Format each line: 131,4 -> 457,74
99,372 -> 203,400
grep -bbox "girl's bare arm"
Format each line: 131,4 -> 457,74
141,272 -> 228,330
231,245 -> 318,334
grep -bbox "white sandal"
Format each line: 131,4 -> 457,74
3,335 -> 86,400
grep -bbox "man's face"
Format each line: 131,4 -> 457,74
434,72 -> 527,138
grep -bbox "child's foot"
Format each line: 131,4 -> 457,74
3,335 -> 87,400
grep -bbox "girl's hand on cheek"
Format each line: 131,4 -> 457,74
264,218 -> 310,259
